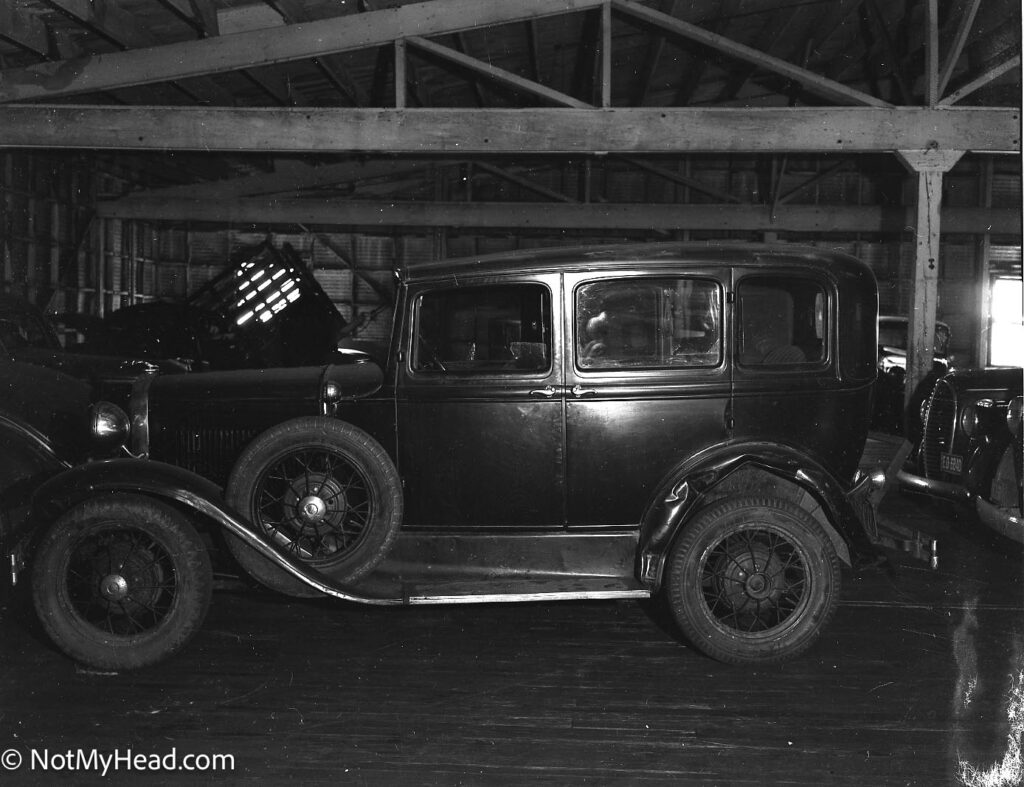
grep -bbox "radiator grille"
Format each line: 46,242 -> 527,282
151,421 -> 260,486
920,380 -> 959,479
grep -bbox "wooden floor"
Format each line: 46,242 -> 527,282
1,448 -> 1022,785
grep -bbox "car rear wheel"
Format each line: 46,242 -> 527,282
225,417 -> 403,597
31,494 -> 212,670
665,495 -> 841,665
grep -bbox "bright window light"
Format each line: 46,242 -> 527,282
990,277 -> 1023,367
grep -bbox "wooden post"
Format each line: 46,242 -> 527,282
600,0 -> 611,108
896,149 -> 963,407
394,40 -> 407,109
975,158 -> 994,367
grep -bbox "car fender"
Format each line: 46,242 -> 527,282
26,459 -> 402,606
638,440 -> 876,588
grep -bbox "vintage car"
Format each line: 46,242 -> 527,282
0,356 -> 226,668
899,366 -> 1023,543
872,315 -> 951,435
14,242 -> 919,671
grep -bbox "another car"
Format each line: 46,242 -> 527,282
968,393 -> 1023,544
872,315 -> 951,435
1,359 -> 236,669
899,366 -> 1023,541
0,293 -> 183,403
14,242 -> 928,671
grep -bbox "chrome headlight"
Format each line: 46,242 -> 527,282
90,401 -> 130,450
1008,396 -> 1023,438
961,399 -> 993,438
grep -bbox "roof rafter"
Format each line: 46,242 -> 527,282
0,0 -> 605,103
610,0 -> 892,107
405,35 -> 592,108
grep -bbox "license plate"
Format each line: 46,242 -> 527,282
941,452 -> 963,474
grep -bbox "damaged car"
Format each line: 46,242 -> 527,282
10,242 -> 928,671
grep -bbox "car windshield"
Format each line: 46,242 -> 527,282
879,320 -> 950,356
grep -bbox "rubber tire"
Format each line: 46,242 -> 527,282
225,417 -> 403,598
665,495 -> 841,665
31,494 -> 212,671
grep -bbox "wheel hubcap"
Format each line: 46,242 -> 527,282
66,527 -> 177,636
99,573 -> 130,601
743,571 -> 772,600
254,450 -> 373,564
298,495 -> 327,523
701,528 -> 807,633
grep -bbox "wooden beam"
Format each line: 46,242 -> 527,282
924,0 -> 940,106
268,0 -> 365,105
470,162 -> 576,202
0,3 -> 51,57
1,106 -> 1017,153
611,0 -> 892,107
0,0 -> 604,102
39,0 -> 237,105
405,36 -> 592,108
938,55 -> 1022,107
133,159 -> 457,199
300,226 -> 394,305
93,196 -> 1021,235
600,0 -> 611,108
937,0 -> 981,98
613,156 -> 743,203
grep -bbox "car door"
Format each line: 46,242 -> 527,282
396,274 -> 564,528
563,270 -> 731,527
730,268 -> 860,475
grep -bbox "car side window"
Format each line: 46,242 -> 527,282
413,283 -> 551,374
738,276 -> 826,366
576,278 -> 721,370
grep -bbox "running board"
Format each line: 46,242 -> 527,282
392,577 -> 650,605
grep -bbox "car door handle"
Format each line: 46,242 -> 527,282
571,385 -> 597,397
529,386 -> 557,398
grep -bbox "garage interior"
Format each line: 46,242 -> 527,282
1,0 -> 1022,784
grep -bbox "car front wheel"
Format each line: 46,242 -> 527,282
665,495 -> 841,665
31,494 -> 213,670
225,417 -> 403,597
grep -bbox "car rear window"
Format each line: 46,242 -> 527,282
738,276 -> 826,367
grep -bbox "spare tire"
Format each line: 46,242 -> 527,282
225,417 -> 403,597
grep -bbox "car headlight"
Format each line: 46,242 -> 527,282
1008,396 -> 1023,438
961,399 -> 993,438
90,401 -> 130,450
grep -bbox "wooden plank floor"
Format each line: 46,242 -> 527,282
1,461 -> 1022,784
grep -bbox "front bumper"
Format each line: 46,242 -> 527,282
896,469 -> 970,502
975,496 -> 1024,545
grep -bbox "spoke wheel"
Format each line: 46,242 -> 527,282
32,494 -> 212,670
226,417 -> 402,597
665,495 -> 841,665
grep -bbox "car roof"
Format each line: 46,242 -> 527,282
403,241 -> 871,282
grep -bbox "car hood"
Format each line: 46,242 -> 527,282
149,358 -> 383,405
941,367 -> 1023,401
